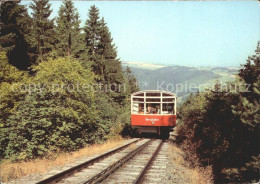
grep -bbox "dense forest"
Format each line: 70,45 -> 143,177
0,0 -> 138,161
177,42 -> 260,183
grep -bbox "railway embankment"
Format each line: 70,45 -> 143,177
1,138 -> 128,183
2,136 -> 213,184
162,132 -> 213,184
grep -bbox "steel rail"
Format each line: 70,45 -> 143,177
84,139 -> 153,184
133,140 -> 164,184
36,138 -> 141,184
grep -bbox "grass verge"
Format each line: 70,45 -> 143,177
1,137 -> 125,182
168,144 -> 213,184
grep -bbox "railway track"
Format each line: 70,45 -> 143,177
36,138 -> 169,184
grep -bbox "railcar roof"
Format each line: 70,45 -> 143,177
131,90 -> 176,97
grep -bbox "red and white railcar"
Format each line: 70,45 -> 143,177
131,90 -> 177,138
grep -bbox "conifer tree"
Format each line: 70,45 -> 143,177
84,5 -> 101,61
232,43 -> 260,181
98,18 -> 117,60
125,66 -> 139,94
30,0 -> 55,61
84,6 -> 132,103
0,1 -> 31,70
94,17 -> 118,82
55,0 -> 84,58
98,18 -> 125,98
236,42 -> 260,129
238,42 -> 260,96
84,6 -> 118,83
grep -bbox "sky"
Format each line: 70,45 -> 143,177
22,1 -> 260,67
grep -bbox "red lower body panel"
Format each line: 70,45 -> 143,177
131,114 -> 176,127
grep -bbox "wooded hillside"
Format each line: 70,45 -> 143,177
177,42 -> 260,183
0,0 -> 138,161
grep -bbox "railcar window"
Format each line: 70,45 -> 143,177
162,98 -> 175,102
133,98 -> 144,102
162,93 -> 172,96
146,93 -> 161,97
133,102 -> 145,114
138,103 -> 144,114
132,102 -> 138,114
146,98 -> 160,102
162,103 -> 174,114
146,103 -> 161,114
136,93 -> 144,96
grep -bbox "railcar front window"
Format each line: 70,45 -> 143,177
162,93 -> 172,96
132,102 -> 144,114
135,93 -> 144,96
138,103 -> 144,114
146,98 -> 160,102
146,103 -> 161,114
146,93 -> 160,97
163,98 -> 175,102
162,103 -> 174,114
133,98 -> 144,102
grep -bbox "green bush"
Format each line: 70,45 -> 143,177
1,56 -> 106,160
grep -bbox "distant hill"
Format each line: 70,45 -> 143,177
122,62 -> 237,103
